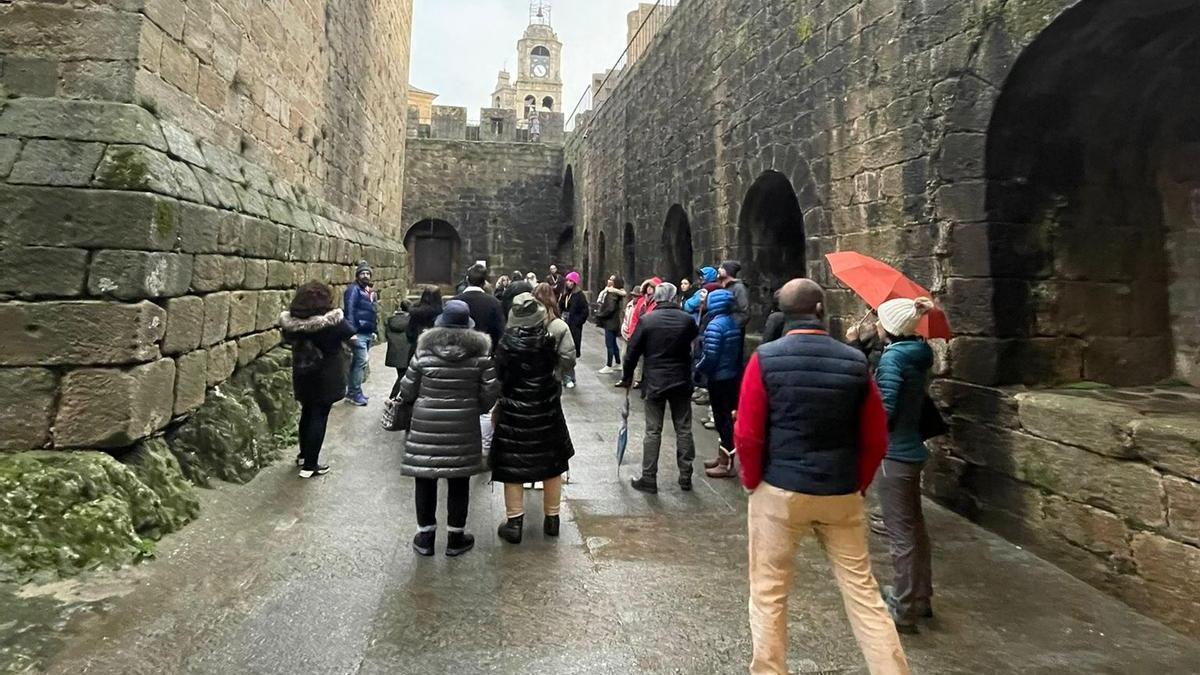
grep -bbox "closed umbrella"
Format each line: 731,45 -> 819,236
616,389 -> 630,476
825,251 -> 952,340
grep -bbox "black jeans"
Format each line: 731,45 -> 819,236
604,329 -> 621,366
414,477 -> 471,529
389,366 -> 405,398
298,402 -> 333,469
708,377 -> 740,451
641,390 -> 695,480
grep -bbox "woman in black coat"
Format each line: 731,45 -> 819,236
491,293 -> 575,544
406,285 -> 442,353
280,281 -> 355,478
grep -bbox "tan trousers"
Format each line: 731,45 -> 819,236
748,484 -> 909,675
503,475 -> 562,518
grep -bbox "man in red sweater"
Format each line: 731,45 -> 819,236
735,278 -> 908,675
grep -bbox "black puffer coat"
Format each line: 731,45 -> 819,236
399,327 -> 499,479
280,308 -> 355,406
490,325 -> 575,483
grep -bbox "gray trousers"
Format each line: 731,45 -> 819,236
878,458 -> 932,624
641,390 -> 695,481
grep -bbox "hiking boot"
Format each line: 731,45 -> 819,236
543,515 -> 560,537
446,531 -> 475,557
498,515 -> 524,544
412,530 -> 435,557
298,464 -> 330,478
630,477 -> 658,494
678,475 -> 693,491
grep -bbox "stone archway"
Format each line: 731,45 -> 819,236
596,231 -> 608,292
975,0 -> 1200,387
661,204 -> 694,285
738,170 -> 806,328
404,219 -> 460,286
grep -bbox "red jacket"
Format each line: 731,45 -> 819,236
734,349 -> 889,493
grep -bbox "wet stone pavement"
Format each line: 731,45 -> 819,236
4,326 -> 1200,674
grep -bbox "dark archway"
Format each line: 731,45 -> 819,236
661,204 -> 694,285
738,170 -> 806,329
582,228 -> 592,293
553,227 -> 574,270
981,0 -> 1200,386
596,231 -> 608,294
542,96 -> 554,111
404,219 -> 460,286
622,223 -> 636,285
561,165 -> 575,222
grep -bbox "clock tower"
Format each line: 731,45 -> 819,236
509,1 -> 562,116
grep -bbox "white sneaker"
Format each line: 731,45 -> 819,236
598,366 -> 614,374
566,380 -> 576,389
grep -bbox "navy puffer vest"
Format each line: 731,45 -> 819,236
757,319 -> 870,496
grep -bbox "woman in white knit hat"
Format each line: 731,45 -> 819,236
872,296 -> 936,635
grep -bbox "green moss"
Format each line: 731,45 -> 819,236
96,147 -> 149,189
795,16 -> 815,44
1061,381 -> 1112,390
0,450 -> 188,584
154,201 -> 176,239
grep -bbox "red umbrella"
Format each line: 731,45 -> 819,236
825,252 -> 952,340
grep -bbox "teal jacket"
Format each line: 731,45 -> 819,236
874,338 -> 933,463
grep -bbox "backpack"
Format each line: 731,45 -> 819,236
293,338 -> 325,376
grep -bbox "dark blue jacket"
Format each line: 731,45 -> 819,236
343,283 -> 377,335
756,318 -> 871,496
875,338 -> 933,463
697,290 -> 742,382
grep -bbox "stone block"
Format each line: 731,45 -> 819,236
227,291 -> 258,338
1130,532 -> 1200,592
0,138 -> 20,178
0,246 -> 89,298
197,171 -> 240,210
929,379 -> 1019,428
205,340 -> 238,386
1042,497 -> 1130,557
59,60 -> 135,102
144,0 -> 186,39
88,250 -> 193,300
1164,476 -> 1200,546
159,39 -> 198,93
0,185 -> 180,251
93,144 -> 186,197
173,349 -> 208,415
948,336 -> 1084,386
55,358 -> 176,447
1083,337 -> 1174,387
0,4 -> 141,61
1132,415 -> 1200,482
190,254 -> 244,292
161,295 -> 204,354
7,140 -> 105,187
244,259 -> 268,289
177,202 -> 221,253
255,291 -> 283,331
0,56 -> 56,96
236,333 -> 263,367
946,222 -> 1052,279
0,368 -> 57,450
159,120 -> 206,167
0,99 -> 165,150
266,260 -> 291,288
0,300 -> 165,366
933,181 -> 986,223
201,291 -> 230,347
1015,392 -> 1139,458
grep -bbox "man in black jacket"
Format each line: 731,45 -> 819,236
618,282 -> 700,492
454,263 -> 506,351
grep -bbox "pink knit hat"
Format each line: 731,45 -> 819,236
565,271 -> 582,285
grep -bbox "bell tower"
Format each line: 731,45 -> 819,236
512,0 -> 562,115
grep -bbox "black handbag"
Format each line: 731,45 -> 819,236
919,394 -> 949,441
381,397 -> 412,432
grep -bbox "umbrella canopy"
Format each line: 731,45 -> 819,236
825,251 -> 952,340
616,390 -> 631,475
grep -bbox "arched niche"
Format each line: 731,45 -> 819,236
404,219 -> 461,286
622,222 -> 636,285
661,204 -> 694,285
737,170 -> 806,328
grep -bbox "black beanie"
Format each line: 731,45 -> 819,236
720,260 -> 742,278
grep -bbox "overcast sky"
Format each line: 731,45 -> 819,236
410,1 -> 635,120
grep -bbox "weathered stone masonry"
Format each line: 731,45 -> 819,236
0,0 -> 412,581
565,0 -> 1200,635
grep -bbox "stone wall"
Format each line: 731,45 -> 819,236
564,0 -> 1200,635
0,0 -> 413,579
402,138 -> 566,283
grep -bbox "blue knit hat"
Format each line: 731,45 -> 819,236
699,266 -> 718,283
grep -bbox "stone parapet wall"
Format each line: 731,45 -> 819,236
402,138 -> 566,277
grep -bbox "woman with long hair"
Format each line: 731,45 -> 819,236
873,297 -> 937,634
491,292 -> 576,544
594,275 -> 627,374
280,281 -> 355,478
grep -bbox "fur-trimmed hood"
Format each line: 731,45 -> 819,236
417,326 -> 491,361
280,308 -> 344,333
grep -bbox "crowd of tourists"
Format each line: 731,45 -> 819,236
277,254 -> 941,674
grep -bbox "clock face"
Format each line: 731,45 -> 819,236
532,63 -> 549,78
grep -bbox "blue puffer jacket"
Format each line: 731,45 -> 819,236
875,338 -> 934,463
697,289 -> 742,382
343,283 -> 378,335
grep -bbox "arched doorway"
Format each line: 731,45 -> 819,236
404,219 -> 460,286
553,227 -> 574,270
623,223 -> 636,284
981,0 -> 1200,386
560,166 -> 576,269
582,229 -> 591,292
596,231 -> 608,292
661,204 -> 694,285
738,170 -> 806,328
